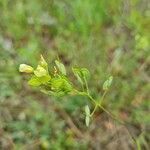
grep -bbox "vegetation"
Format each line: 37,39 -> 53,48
0,0 -> 149,149
19,55 -> 114,127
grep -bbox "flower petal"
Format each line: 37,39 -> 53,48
19,64 -> 34,73
34,65 -> 47,77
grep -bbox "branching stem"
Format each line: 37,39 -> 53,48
84,90 -> 137,147
90,105 -> 98,117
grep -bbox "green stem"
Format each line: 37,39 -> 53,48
81,83 -> 85,92
98,104 -> 137,145
136,139 -> 141,150
83,76 -> 89,95
73,89 -> 96,105
90,105 -> 98,117
73,89 -> 137,147
74,86 -> 137,148
85,91 -> 137,145
100,90 -> 107,105
98,105 -> 124,124
86,94 -> 97,105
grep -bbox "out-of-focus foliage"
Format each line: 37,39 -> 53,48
0,0 -> 149,149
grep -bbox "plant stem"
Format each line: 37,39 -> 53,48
75,88 -> 137,147
84,76 -> 90,95
73,89 -> 96,105
86,92 -> 137,146
98,104 -> 124,124
97,104 -> 137,146
100,90 -> 107,105
90,105 -> 98,117
86,94 -> 97,105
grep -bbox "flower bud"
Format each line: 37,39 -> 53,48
19,64 -> 34,73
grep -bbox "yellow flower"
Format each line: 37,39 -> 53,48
19,64 -> 34,73
34,65 -> 47,77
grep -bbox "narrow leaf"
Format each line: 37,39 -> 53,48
85,105 -> 90,116
85,116 -> 90,127
85,105 -> 90,126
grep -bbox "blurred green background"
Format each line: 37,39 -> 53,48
0,0 -> 149,149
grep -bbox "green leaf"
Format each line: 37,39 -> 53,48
72,67 -> 90,88
80,68 -> 90,80
72,68 -> 83,84
51,78 -> 64,91
103,76 -> 113,90
28,76 -> 41,86
28,75 -> 51,87
39,75 -> 51,83
51,77 -> 72,93
85,116 -> 90,127
55,60 -> 66,75
85,105 -> 90,116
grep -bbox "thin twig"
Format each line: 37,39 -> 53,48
84,76 -> 90,95
90,105 -> 98,117
100,90 -> 107,105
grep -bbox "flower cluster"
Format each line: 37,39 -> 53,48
19,55 -> 73,96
